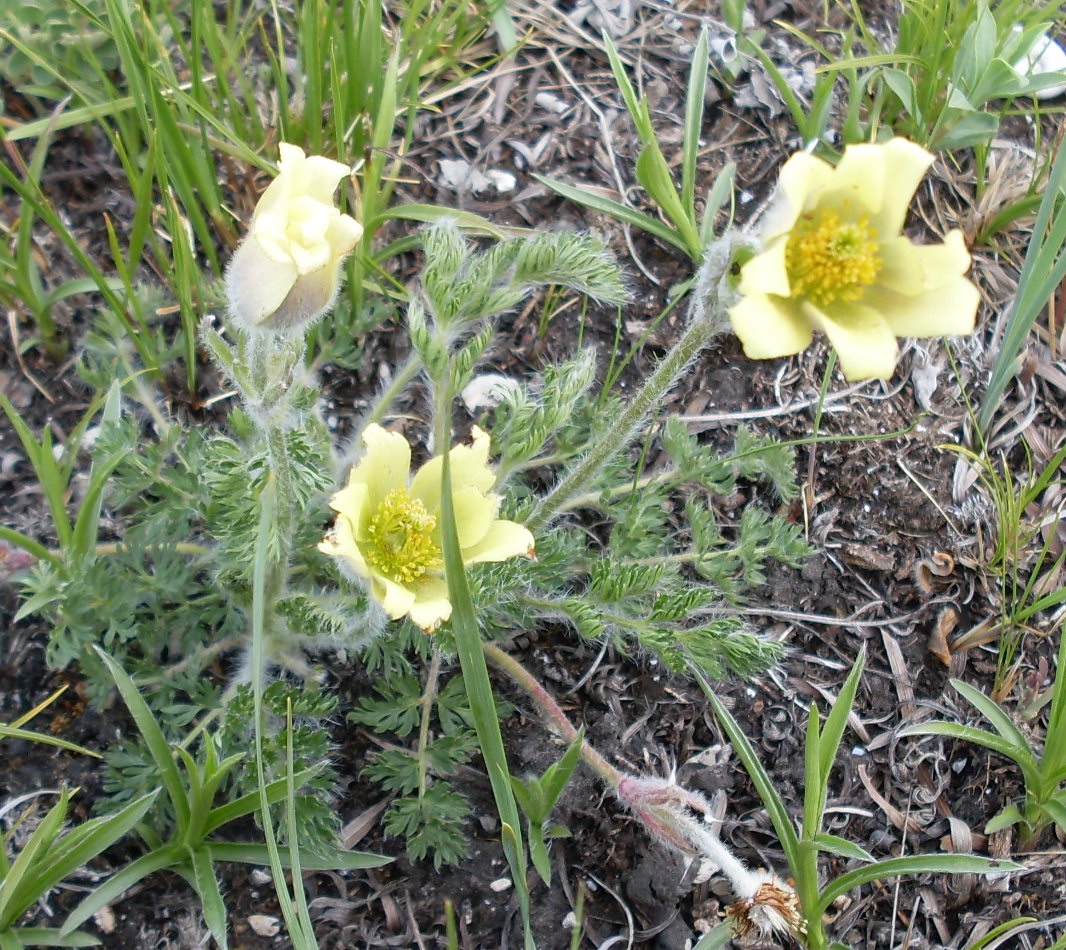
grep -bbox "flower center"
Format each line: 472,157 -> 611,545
365,487 -> 442,584
785,209 -> 881,308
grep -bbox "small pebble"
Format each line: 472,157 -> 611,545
490,878 -> 512,893
248,914 -> 281,937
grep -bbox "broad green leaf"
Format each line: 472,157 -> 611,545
691,667 -> 801,864
205,843 -> 389,871
94,649 -> 190,831
535,176 -> 690,252
983,803 -> 1024,834
818,854 -> 1019,912
814,833 -> 874,863
61,849 -> 176,936
190,847 -> 228,950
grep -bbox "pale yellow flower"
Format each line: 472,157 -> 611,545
226,143 -> 363,332
319,424 -> 535,631
729,138 -> 980,381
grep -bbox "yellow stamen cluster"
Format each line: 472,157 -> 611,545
365,488 -> 441,584
785,209 -> 881,308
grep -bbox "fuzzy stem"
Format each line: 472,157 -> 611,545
525,236 -> 738,532
362,351 -> 423,429
417,651 -> 444,798
482,641 -> 622,789
483,641 -> 767,873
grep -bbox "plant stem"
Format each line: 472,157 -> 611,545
482,642 -> 622,788
362,351 -> 423,428
526,235 -> 737,532
417,650 -> 443,798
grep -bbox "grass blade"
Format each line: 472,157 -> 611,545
439,439 -> 533,947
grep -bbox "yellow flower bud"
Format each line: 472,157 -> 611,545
225,143 -> 363,332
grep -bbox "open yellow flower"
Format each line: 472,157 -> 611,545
729,138 -> 980,381
226,143 -> 363,332
319,424 -> 535,631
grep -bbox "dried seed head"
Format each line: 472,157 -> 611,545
726,876 -> 804,942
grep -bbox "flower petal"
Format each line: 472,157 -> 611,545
462,520 -> 535,565
408,576 -> 452,631
877,231 -> 972,296
327,213 -> 364,258
451,486 -> 499,549
373,575 -> 416,620
729,294 -> 813,360
352,425 -> 411,511
410,427 -> 496,514
872,138 -> 934,234
817,143 -> 886,218
225,233 -> 298,326
318,511 -> 370,577
806,302 -> 898,381
263,261 -> 343,332
301,154 -> 353,204
865,277 -> 981,338
738,237 -> 790,297
761,152 -> 835,239
327,482 -> 370,539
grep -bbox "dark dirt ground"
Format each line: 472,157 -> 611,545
2,1 -> 1066,948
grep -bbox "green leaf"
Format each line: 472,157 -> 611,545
0,796 -> 68,928
813,833 -> 874,863
681,28 -> 709,217
439,432 -> 532,947
1040,796 -> 1066,834
94,649 -> 190,831
950,680 -> 1038,766
820,651 -> 865,786
935,110 -> 1000,150
534,176 -> 690,253
690,667 -> 801,865
8,928 -> 100,947
61,849 -> 177,936
899,721 -> 1039,786
0,726 -> 97,757
528,828 -> 552,885
817,854 -> 1020,913
203,769 -> 322,835
539,730 -> 584,811
692,922 -> 734,949
699,162 -> 735,246
12,791 -> 158,923
206,843 -> 390,871
984,803 -> 1024,834
881,67 -> 918,117
190,847 -> 228,950
803,702 -> 823,836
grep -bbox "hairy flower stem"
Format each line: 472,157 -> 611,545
483,642 -> 622,787
485,642 -> 743,858
526,236 -> 739,532
361,351 -> 423,430
417,650 -> 444,798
